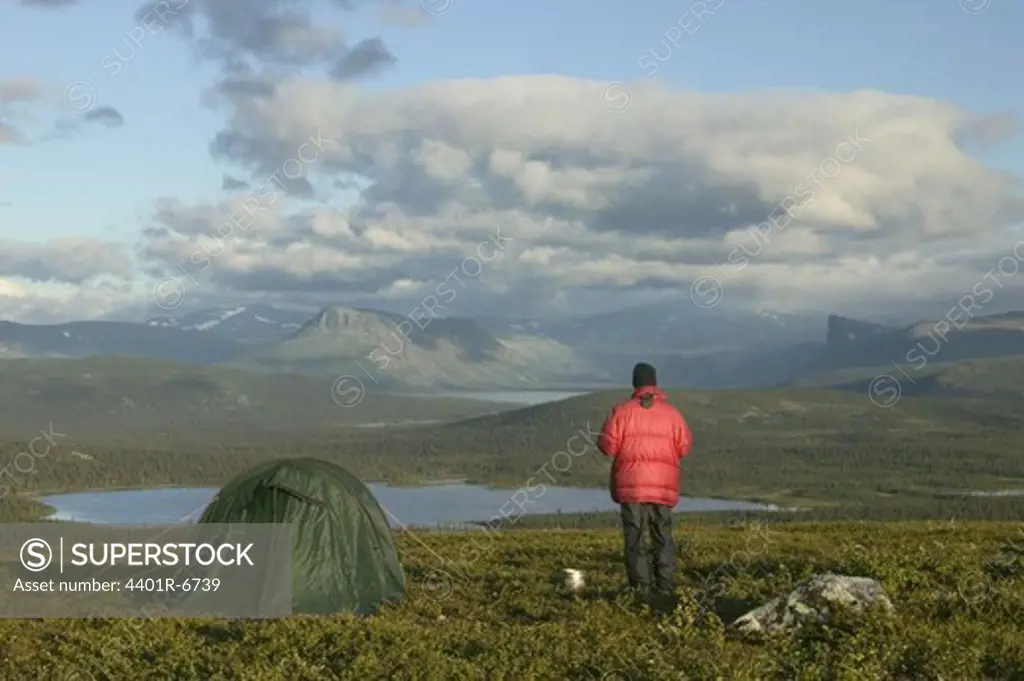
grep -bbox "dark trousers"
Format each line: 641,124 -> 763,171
619,503 -> 676,592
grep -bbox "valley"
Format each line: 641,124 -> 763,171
3,356 -> 1024,524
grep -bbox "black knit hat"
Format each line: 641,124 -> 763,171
632,362 -> 657,389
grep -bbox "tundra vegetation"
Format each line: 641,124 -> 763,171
0,522 -> 1021,679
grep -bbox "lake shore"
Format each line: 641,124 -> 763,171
19,476 -> 1024,524
33,483 -> 784,526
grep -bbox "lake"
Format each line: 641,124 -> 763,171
38,484 -> 781,527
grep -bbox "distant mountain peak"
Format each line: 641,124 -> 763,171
826,314 -> 896,346
305,306 -> 398,332
238,305 -> 601,389
293,306 -> 504,362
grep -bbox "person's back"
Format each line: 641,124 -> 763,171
598,362 -> 692,597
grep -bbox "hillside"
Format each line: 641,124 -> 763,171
0,320 -> 243,363
817,310 -> 1024,371
2,522 -> 1021,679
477,303 -> 826,389
353,386 -> 1024,508
0,357 -> 506,442
236,306 -> 607,390
798,354 -> 1024,400
502,303 -> 823,355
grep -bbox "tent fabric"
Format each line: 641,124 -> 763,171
198,457 -> 406,615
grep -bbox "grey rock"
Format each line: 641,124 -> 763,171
731,573 -> 894,635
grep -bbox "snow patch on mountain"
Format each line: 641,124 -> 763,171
144,305 -> 313,345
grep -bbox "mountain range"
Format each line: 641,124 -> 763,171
0,319 -> 240,364
1,302 -> 1022,392
484,304 -> 824,355
145,304 -> 309,344
654,311 -> 1024,388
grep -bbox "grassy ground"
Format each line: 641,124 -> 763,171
2,521 -> 1022,680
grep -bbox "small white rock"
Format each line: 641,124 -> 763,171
562,568 -> 586,593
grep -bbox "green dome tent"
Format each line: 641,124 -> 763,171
197,457 -> 406,615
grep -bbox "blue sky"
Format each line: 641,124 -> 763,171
1,0 -> 1022,322
3,0 -> 1020,244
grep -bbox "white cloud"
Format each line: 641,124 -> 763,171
0,278 -> 30,298
125,74 -> 1022,319
4,48 -> 1023,323
0,277 -> 141,324
0,237 -> 134,283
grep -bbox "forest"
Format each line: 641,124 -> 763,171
2,385 -> 1023,523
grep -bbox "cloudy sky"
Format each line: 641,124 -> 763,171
1,0 -> 1022,324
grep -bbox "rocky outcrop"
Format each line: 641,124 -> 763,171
730,573 -> 894,636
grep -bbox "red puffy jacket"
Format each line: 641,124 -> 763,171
598,387 -> 693,507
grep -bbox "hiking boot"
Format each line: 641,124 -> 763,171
650,589 -> 678,614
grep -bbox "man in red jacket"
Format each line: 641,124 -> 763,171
598,362 -> 693,596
